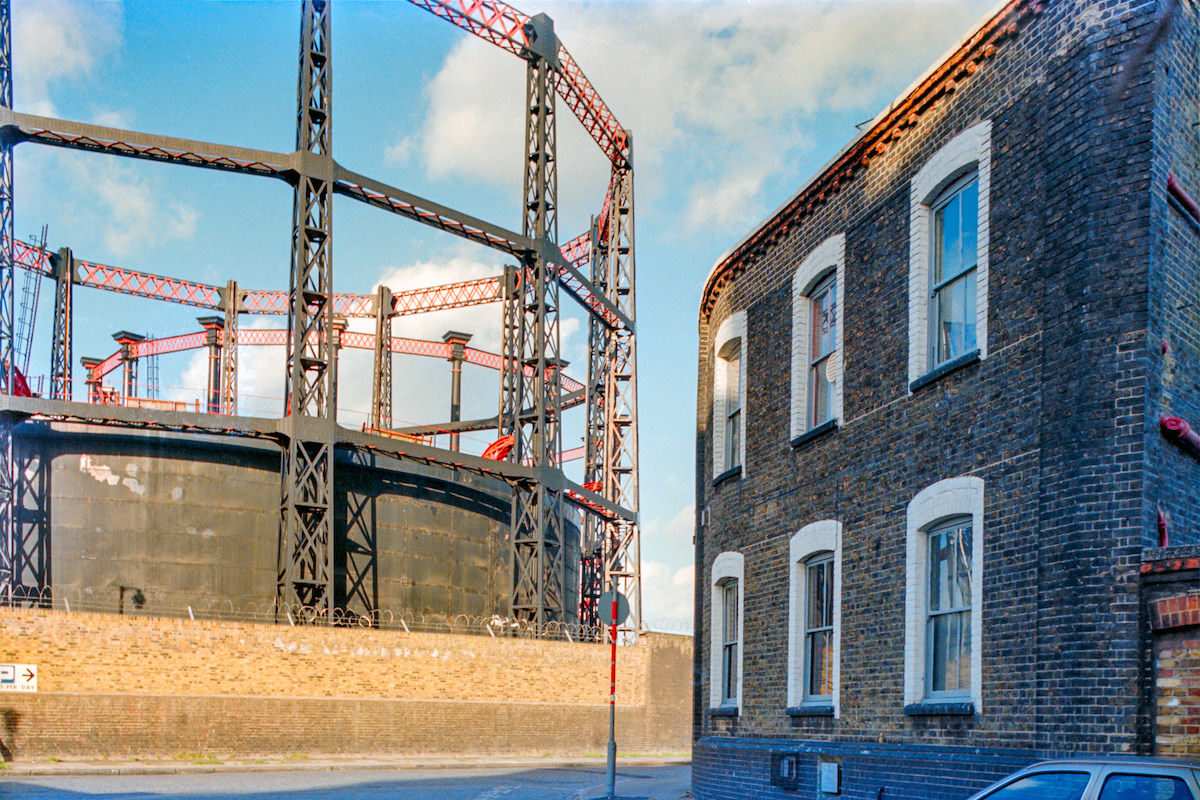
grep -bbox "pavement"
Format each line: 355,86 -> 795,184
0,758 -> 693,800
0,753 -> 690,778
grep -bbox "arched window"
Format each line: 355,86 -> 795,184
787,520 -> 841,715
713,311 -> 746,478
710,551 -> 744,712
904,476 -> 984,712
908,121 -> 991,387
791,235 -> 845,442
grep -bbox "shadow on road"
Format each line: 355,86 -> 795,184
0,764 -> 689,800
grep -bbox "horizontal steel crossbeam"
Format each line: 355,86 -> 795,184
0,395 -> 633,522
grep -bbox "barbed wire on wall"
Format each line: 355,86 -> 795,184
8,585 -> 645,643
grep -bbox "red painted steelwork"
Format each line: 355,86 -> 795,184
78,259 -> 222,309
14,240 -> 504,318
87,328 -> 585,400
404,0 -> 629,166
482,434 -> 515,461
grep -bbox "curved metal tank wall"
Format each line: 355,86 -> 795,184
13,421 -> 580,623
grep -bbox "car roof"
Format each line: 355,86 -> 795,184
1027,757 -> 1200,770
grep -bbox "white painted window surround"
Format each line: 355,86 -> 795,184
712,311 -> 747,478
790,235 -> 845,440
787,520 -> 842,715
908,120 -> 991,384
904,476 -> 984,709
710,551 -> 745,710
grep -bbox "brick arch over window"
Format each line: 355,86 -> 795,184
787,519 -> 842,716
904,475 -> 984,710
908,120 -> 992,384
712,311 -> 747,479
790,234 -> 845,440
710,550 -> 744,711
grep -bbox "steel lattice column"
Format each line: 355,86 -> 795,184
599,159 -> 641,638
509,15 -> 566,628
221,280 -> 239,415
370,286 -> 393,430
50,247 -> 73,401
0,0 -> 15,605
277,0 -> 336,623
581,214 -> 607,633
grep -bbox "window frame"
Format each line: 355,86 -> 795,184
790,234 -> 845,441
803,552 -> 835,703
720,579 -> 739,705
904,476 -> 984,710
908,121 -> 991,387
924,517 -> 973,700
713,312 -> 747,479
787,520 -> 842,715
710,551 -> 745,712
808,272 -> 838,430
928,172 -> 980,369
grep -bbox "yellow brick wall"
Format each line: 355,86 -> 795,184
0,607 -> 651,704
0,607 -> 692,758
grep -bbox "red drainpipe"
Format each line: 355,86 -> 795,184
1168,173 -> 1200,225
1161,416 -> 1200,459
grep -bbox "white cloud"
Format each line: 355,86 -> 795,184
641,559 -> 693,633
684,163 -> 776,232
86,159 -> 198,256
384,135 -> 415,166
13,0 -> 123,113
420,0 -> 994,234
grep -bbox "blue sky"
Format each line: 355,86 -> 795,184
11,0 -> 995,630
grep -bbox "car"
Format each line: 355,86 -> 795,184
966,758 -> 1200,800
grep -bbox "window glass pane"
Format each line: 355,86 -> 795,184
983,773 -> 1091,800
936,272 -> 975,363
824,560 -> 834,626
935,192 -> 962,283
725,354 -> 740,411
722,583 -> 738,643
807,630 -> 830,697
930,612 -> 949,692
929,531 -> 951,612
727,410 -> 741,469
811,280 -> 837,359
959,609 -> 972,692
959,179 -> 978,269
723,642 -> 738,701
807,562 -> 826,627
954,524 -> 972,608
943,610 -> 961,692
1098,775 -> 1194,800
811,358 -> 832,427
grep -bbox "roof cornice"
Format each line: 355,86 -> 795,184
700,0 -> 1043,321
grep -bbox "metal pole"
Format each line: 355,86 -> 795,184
606,589 -> 618,800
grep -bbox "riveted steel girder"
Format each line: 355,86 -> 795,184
278,0 -> 336,623
0,0 -> 14,605
370,286 -> 394,430
221,281 -> 240,415
584,155 -> 640,638
50,247 -> 73,401
509,46 -> 567,629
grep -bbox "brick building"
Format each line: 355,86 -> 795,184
693,2 -> 1200,798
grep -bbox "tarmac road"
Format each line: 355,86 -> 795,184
0,764 -> 691,800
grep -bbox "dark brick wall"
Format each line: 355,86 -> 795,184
694,1 -> 1192,797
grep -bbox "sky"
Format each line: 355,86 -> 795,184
10,0 -> 997,632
